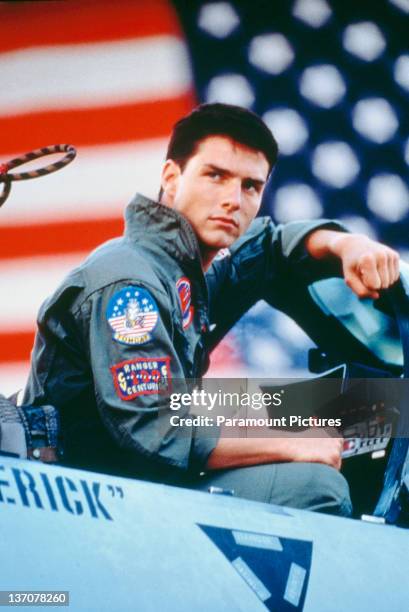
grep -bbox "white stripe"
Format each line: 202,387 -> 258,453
112,330 -> 158,336
110,315 -> 158,321
0,140 -> 166,224
0,37 -> 191,115
111,321 -> 158,331
0,254 -> 161,332
110,317 -> 126,326
110,316 -> 158,329
0,362 -> 30,396
0,254 -> 86,331
111,327 -> 158,334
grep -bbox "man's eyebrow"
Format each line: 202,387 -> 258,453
203,163 -> 266,185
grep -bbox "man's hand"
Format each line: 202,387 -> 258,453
289,432 -> 343,470
305,230 -> 400,299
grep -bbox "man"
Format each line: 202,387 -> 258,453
23,103 -> 399,516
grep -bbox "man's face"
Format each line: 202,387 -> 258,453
161,135 -> 269,264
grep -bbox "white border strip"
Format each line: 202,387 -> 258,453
0,37 -> 191,115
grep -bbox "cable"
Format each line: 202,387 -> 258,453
0,144 -> 77,207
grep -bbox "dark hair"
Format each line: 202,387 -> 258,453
159,103 -> 278,199
166,103 -> 278,171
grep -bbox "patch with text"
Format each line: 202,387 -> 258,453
111,357 -> 172,400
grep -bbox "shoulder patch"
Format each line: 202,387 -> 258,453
106,286 -> 159,345
111,357 -> 171,400
176,277 -> 194,330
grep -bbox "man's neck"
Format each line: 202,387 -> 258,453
160,194 -> 216,272
201,247 -> 218,272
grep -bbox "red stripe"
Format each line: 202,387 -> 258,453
0,0 -> 182,52
0,331 -> 34,364
0,323 -> 161,364
0,218 -> 125,259
111,323 -> 158,332
111,316 -> 158,323
0,94 -> 195,155
111,317 -> 158,325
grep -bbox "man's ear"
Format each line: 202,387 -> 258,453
160,159 -> 181,205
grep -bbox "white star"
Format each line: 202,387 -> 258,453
142,298 -> 148,305
114,306 -> 118,311
117,298 -> 124,305
126,292 -> 131,298
134,291 -> 139,297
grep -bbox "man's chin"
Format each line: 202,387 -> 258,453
204,240 -> 235,252
199,231 -> 238,250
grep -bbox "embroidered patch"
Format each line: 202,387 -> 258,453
111,357 -> 172,400
106,286 -> 159,345
176,277 -> 194,330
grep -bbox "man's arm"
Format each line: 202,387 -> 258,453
206,217 -> 348,349
305,229 -> 400,299
206,223 -> 400,472
206,427 -> 343,471
86,279 -> 219,473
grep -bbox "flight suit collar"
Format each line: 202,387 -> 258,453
124,193 -> 202,268
124,194 -> 209,329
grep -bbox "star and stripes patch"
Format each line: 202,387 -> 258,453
106,286 -> 159,346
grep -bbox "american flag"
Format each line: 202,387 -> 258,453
0,0 -> 195,394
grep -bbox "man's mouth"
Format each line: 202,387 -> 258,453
209,216 -> 239,229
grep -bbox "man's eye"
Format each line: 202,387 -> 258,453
208,171 -> 222,180
243,182 -> 257,193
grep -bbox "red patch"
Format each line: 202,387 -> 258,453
111,357 -> 171,401
176,276 -> 194,330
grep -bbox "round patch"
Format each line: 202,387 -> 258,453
176,277 -> 194,330
106,286 -> 159,345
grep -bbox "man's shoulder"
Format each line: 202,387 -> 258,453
39,237 -> 167,320
79,237 -> 165,296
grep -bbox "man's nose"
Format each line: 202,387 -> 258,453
221,180 -> 242,211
